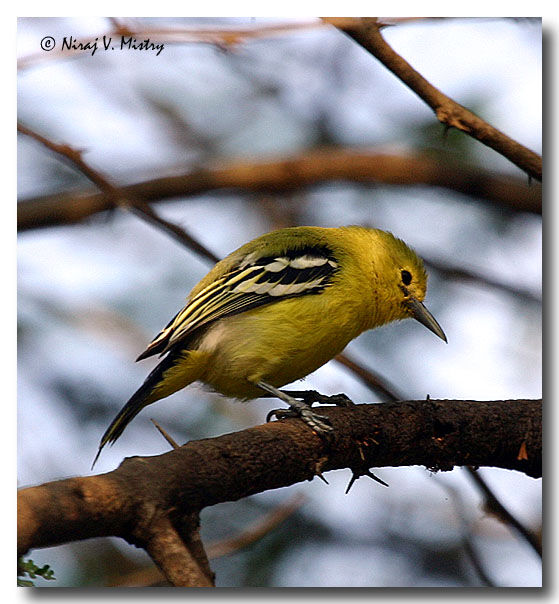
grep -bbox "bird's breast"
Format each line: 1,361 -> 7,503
196,293 -> 366,399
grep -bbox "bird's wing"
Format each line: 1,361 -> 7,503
136,248 -> 339,360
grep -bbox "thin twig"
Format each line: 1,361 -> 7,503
465,466 -> 542,558
128,201 -> 219,264
423,257 -> 541,305
206,493 -> 306,559
18,18 -> 477,72
439,482 -> 496,586
17,20 -> 341,71
17,123 -> 219,264
151,419 -> 180,449
334,353 -> 403,402
327,18 -> 542,181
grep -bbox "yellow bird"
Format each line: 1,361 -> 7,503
94,225 -> 446,465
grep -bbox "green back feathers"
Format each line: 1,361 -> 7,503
138,226 -> 428,360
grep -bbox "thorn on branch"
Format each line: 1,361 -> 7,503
517,441 -> 528,461
313,456 -> 330,484
345,467 -> 389,494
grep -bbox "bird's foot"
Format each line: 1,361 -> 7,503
281,389 -> 355,407
266,403 -> 334,437
258,381 -> 334,439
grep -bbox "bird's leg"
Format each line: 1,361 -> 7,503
280,390 -> 355,408
256,381 -> 334,437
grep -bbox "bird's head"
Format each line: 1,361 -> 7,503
394,261 -> 447,343
345,227 -> 447,342
380,230 -> 447,342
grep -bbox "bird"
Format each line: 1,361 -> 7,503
93,225 -> 446,466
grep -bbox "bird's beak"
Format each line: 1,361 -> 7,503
406,297 -> 447,342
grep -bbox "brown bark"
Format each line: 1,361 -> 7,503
331,19 -> 542,181
17,149 -> 541,232
18,398 -> 541,562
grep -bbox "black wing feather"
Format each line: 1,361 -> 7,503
137,246 -> 339,361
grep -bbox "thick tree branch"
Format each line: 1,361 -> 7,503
18,399 -> 541,561
17,148 -> 541,232
139,512 -> 214,586
336,355 -> 541,559
108,493 -> 305,586
328,18 -> 542,181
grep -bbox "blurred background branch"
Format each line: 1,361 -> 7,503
465,467 -> 542,558
18,122 -> 221,264
17,148 -> 541,232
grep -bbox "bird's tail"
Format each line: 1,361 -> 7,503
92,348 -> 207,468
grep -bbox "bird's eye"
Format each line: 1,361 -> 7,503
401,270 -> 412,286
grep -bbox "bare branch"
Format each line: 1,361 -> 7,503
337,351 -> 542,568
18,398 -> 541,560
327,18 -> 542,181
465,466 -> 542,557
20,18 -> 491,72
127,201 -> 219,264
17,123 -> 219,264
17,148 -> 541,233
17,20 -> 340,71
423,256 -> 541,305
335,353 -> 403,402
139,512 -> 214,586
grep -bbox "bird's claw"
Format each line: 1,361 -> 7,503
299,407 -> 334,436
325,393 -> 355,407
267,405 -> 334,439
285,390 -> 355,407
266,407 -> 296,422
